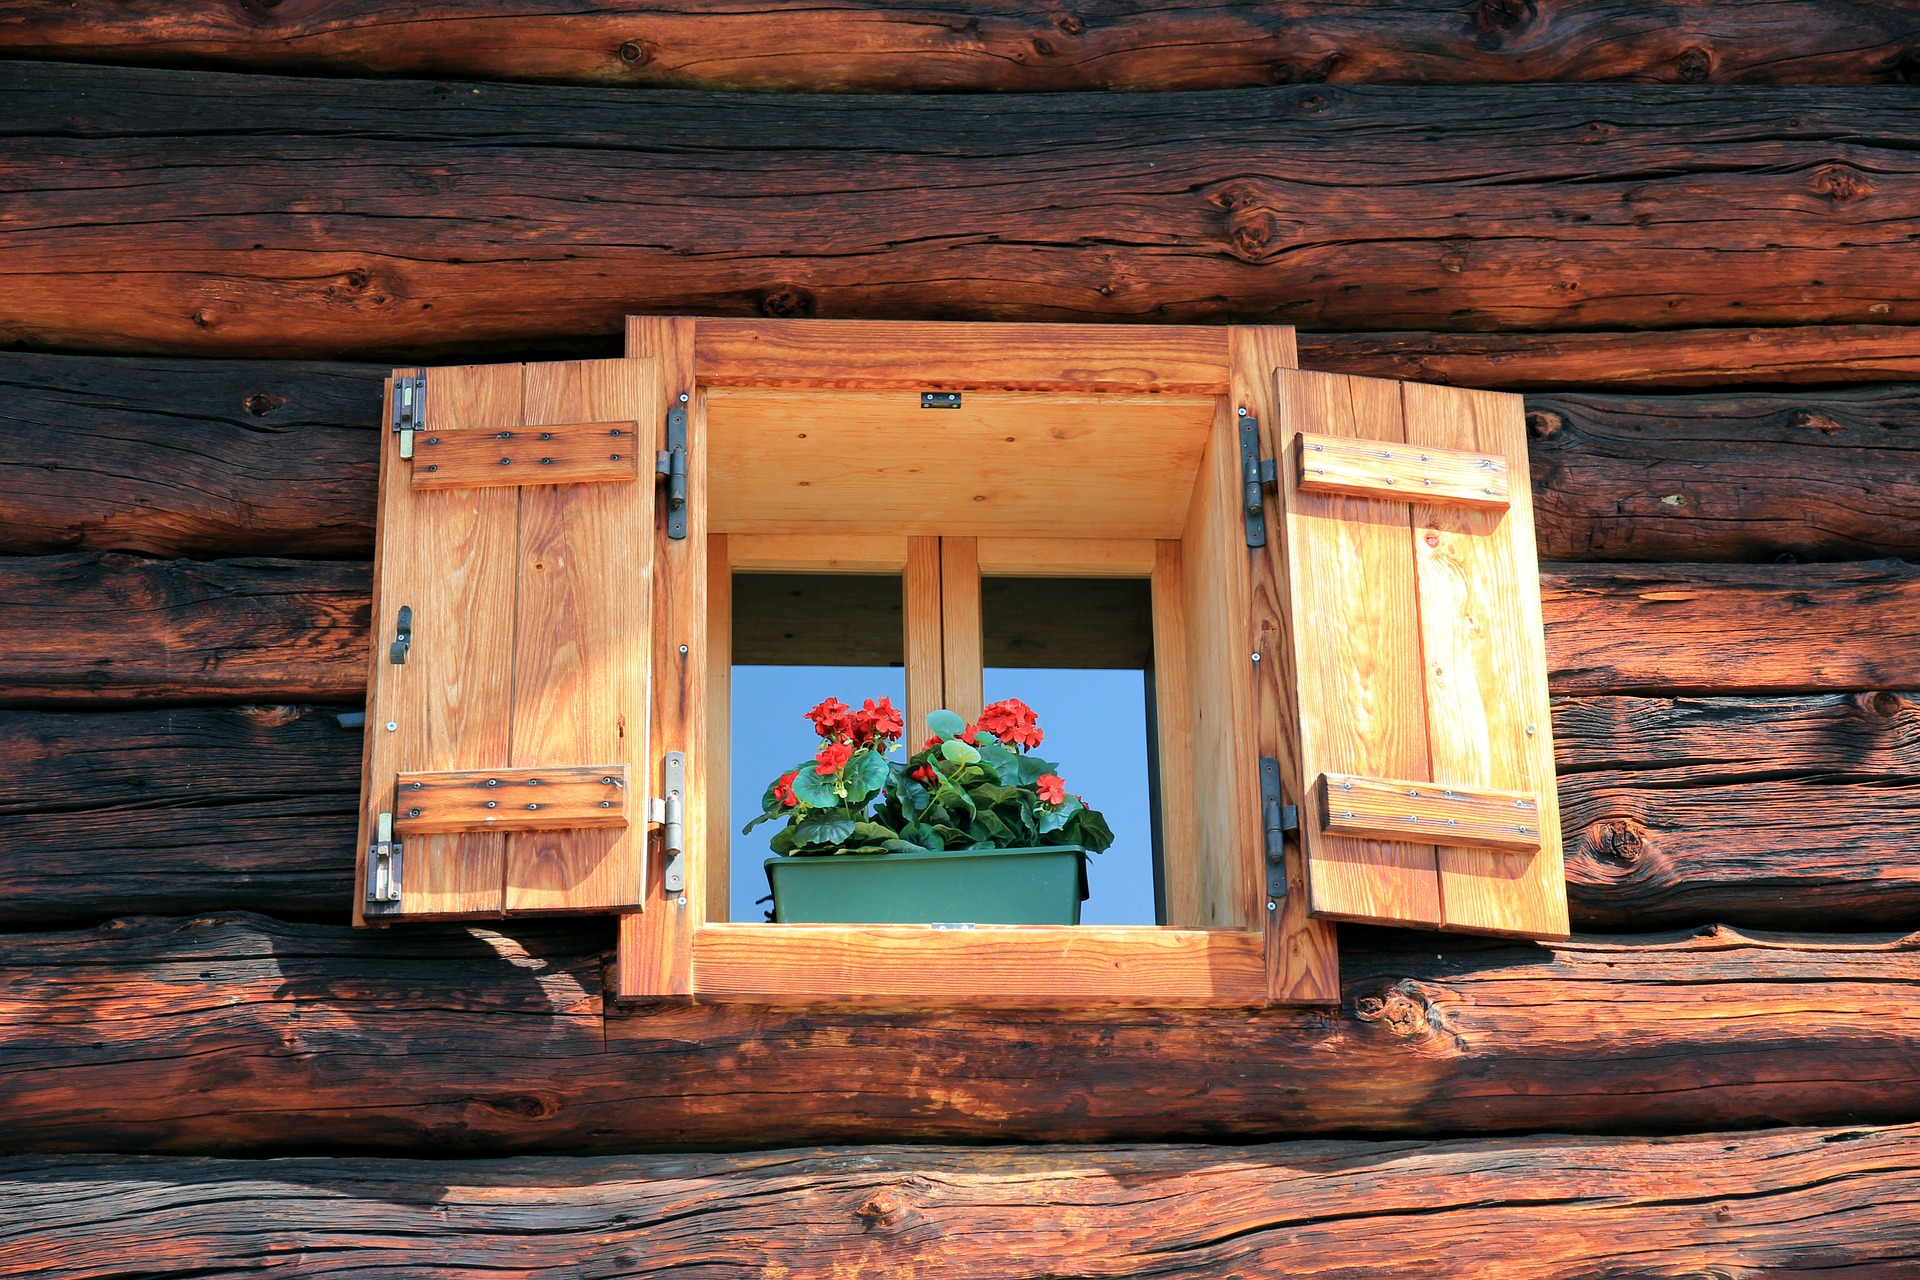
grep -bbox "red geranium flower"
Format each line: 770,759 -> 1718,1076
845,696 -> 905,747
773,770 -> 800,807
1036,773 -> 1066,805
910,764 -> 937,785
814,741 -> 854,775
806,697 -> 852,740
976,698 -> 1043,750
922,736 -> 941,751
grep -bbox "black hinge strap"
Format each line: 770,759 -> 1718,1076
657,402 -> 689,540
1240,409 -> 1278,548
1259,757 -> 1296,899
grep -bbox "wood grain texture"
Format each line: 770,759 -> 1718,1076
939,537 -> 983,725
8,912 -> 1920,1151
5,1 -> 1918,90
1296,430 -> 1510,509
9,555 -> 1918,706
7,66 -> 1920,354
409,420 -> 640,490
5,1124 -> 1919,1278
1299,324 -> 1920,391
1543,558 -> 1920,695
904,536 -> 945,748
9,352 -> 1919,566
390,766 -> 630,835
1277,372 -> 1442,927
1556,692 -> 1920,930
1317,773 -> 1543,854
10,694 -> 1911,933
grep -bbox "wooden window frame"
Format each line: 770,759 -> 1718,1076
616,318 -> 1341,1008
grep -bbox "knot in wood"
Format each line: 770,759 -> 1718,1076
1351,983 -> 1430,1037
1211,186 -> 1283,263
1789,409 -> 1844,435
477,1092 -> 562,1120
1525,410 -> 1564,440
1675,47 -> 1713,82
1858,690 -> 1908,720
759,284 -> 815,319
854,1189 -> 910,1231
1583,818 -> 1646,871
1473,0 -> 1535,45
617,41 -> 651,67
1809,164 -> 1873,204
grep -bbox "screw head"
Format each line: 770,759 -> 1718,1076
385,721 -> 398,732
679,392 -> 690,403
1266,900 -> 1278,912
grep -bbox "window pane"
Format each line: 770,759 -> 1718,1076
983,577 -> 1159,926
730,573 -> 904,923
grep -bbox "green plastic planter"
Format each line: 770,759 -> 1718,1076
764,846 -> 1089,925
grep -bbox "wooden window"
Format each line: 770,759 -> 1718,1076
355,321 -> 1568,1006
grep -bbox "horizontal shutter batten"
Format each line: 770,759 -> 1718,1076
393,765 -> 631,834
1294,430 -> 1511,510
411,420 -> 643,489
1316,772 -> 1542,853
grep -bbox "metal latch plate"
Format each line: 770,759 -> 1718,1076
391,373 -> 425,460
658,751 -> 687,893
365,811 -> 403,916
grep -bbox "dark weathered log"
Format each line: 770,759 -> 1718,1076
4,64 -> 1919,355
7,553 -> 1914,704
0,554 -> 368,705
1543,558 -> 1920,695
1558,693 -> 1920,929
6,1124 -> 1920,1278
12,352 -> 1920,563
0,354 -> 384,557
4,1 -> 1918,93
0,705 -> 358,925
2,912 -> 1918,1153
1526,385 -> 1920,561
8,695 -> 1918,931
1298,323 -> 1920,390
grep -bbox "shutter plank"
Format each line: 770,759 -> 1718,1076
410,420 -> 641,490
364,364 -> 523,920
1403,382 -> 1568,938
1278,372 -> 1442,927
503,360 -> 657,912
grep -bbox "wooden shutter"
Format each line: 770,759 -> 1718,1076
354,359 -> 662,923
1269,370 -> 1567,939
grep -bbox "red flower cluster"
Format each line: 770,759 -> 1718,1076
773,770 -> 800,807
807,696 -> 905,748
1036,773 -> 1067,806
814,741 -> 854,775
973,698 -> 1043,750
910,764 -> 937,785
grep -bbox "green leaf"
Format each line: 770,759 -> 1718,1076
794,815 -> 858,848
768,825 -> 799,855
791,766 -> 839,808
850,821 -> 899,843
1035,793 -> 1080,835
926,708 -> 966,740
843,748 -> 888,801
940,738 -> 980,766
1067,806 -> 1115,853
903,822 -> 946,851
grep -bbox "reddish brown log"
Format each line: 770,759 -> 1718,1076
4,65 -> 1919,355
7,694 -> 1917,931
1542,559 -> 1920,695
1,912 -> 1918,1152
13,353 -> 1920,563
5,1124 -> 1919,1278
1298,324 -> 1920,391
3,1 -> 1918,92
6,553 -> 1914,705
0,555 -> 368,705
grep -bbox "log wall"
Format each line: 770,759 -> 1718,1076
2,7 -> 1918,1271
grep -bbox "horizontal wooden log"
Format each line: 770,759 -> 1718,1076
8,553 -> 1915,704
1525,384 -> 1920,561
1542,558 -> 1920,695
5,65 -> 1920,354
6,1124 -> 1919,1278
0,705 -> 357,925
3,912 -> 1919,1152
9,352 -> 1919,563
1298,323 -> 1920,390
4,1 -> 1917,93
1558,693 -> 1920,929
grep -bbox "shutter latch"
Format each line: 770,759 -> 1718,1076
389,605 -> 413,665
365,811 -> 404,916
647,751 -> 688,895
391,373 -> 425,460
656,400 -> 689,540
1239,408 -> 1278,548
1259,757 -> 1296,898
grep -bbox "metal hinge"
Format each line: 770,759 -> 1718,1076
656,399 -> 689,540
388,605 -> 413,665
391,373 -> 425,460
365,811 -> 403,915
1259,757 -> 1297,898
1240,408 -> 1278,548
647,751 -> 687,894
921,392 -> 961,409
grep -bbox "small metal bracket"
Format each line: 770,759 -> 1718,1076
391,372 -> 425,460
388,605 -> 413,665
656,751 -> 687,893
1240,410 -> 1278,548
365,811 -> 403,915
657,406 -> 688,540
921,392 -> 961,409
1259,757 -> 1296,899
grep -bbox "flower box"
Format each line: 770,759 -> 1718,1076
764,845 -> 1089,925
